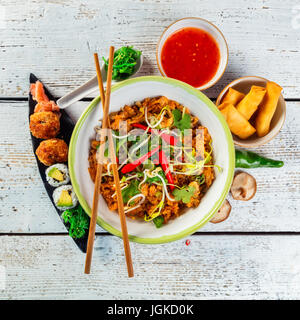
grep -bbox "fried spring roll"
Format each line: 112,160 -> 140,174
255,81 -> 282,137
222,88 -> 245,105
219,103 -> 256,139
218,101 -> 229,111
236,85 -> 266,120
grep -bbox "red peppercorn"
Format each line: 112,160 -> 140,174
185,239 -> 191,246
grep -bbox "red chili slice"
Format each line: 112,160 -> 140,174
121,146 -> 160,174
159,150 -> 175,191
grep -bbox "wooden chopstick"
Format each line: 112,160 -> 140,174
84,58 -> 107,274
104,49 -> 134,278
85,48 -> 134,277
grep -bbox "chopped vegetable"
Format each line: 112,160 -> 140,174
185,239 -> 191,246
235,149 -> 284,168
195,174 -> 205,185
172,109 -> 191,131
159,150 -> 175,190
153,215 -> 164,228
121,180 -> 140,203
173,186 -> 196,204
62,204 -> 89,239
103,46 -> 141,81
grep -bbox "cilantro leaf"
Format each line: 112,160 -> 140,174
172,109 -> 191,131
62,204 -> 89,239
172,109 -> 182,123
181,113 -> 192,130
121,180 -> 140,203
172,186 -> 196,204
146,170 -> 168,184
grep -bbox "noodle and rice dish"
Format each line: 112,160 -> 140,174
88,96 -> 219,228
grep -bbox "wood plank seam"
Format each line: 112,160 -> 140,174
2,232 -> 300,236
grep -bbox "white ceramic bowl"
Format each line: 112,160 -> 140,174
69,76 -> 235,244
156,17 -> 228,91
216,76 -> 286,148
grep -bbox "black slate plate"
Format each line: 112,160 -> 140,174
29,73 -> 89,253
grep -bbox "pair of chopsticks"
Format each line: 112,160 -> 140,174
84,47 -> 134,277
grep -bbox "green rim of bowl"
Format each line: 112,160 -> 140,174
69,76 -> 235,244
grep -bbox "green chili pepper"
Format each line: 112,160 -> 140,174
235,149 -> 284,168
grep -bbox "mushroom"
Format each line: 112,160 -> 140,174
230,172 -> 257,201
209,199 -> 231,224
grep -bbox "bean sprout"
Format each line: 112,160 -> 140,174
151,171 -> 175,202
124,194 -> 146,213
125,174 -> 139,181
145,107 -> 166,129
138,170 -> 149,189
160,129 -> 180,137
130,134 -> 151,156
124,205 -> 141,214
112,183 -> 129,197
145,188 -> 165,221
111,132 -> 131,139
107,162 -> 113,176
127,193 -> 145,207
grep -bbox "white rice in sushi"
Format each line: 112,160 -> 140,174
53,185 -> 78,211
46,163 -> 70,187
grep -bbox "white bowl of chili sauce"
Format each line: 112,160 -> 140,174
156,17 -> 228,91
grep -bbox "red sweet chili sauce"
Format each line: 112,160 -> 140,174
161,27 -> 220,88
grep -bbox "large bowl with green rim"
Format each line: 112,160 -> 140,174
69,76 -> 234,244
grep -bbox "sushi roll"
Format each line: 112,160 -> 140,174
46,163 -> 70,187
53,185 -> 78,211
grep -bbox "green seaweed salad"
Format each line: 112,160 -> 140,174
103,46 -> 141,80
62,204 -> 89,239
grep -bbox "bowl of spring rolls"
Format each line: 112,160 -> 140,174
216,76 -> 286,148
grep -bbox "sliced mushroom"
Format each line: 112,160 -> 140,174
209,199 -> 231,224
231,172 -> 257,201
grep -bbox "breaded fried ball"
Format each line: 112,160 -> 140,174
36,138 -> 68,166
30,111 -> 60,139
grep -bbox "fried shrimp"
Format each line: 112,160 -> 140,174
36,138 -> 68,166
34,100 -> 60,113
30,81 -> 49,103
30,111 -> 60,139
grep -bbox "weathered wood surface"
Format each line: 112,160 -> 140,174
1,0 -> 300,300
0,0 -> 299,98
1,235 -> 300,299
1,100 -> 299,233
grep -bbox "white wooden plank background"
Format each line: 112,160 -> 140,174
0,0 -> 299,98
1,235 -> 300,299
0,0 -> 300,300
